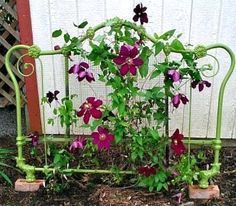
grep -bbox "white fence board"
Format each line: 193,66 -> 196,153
29,0 -> 236,138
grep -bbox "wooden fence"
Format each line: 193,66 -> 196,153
0,0 -> 25,107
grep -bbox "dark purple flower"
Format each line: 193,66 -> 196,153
171,93 -> 189,108
92,126 -> 114,151
54,45 -> 61,50
167,69 -> 181,82
191,80 -> 211,92
69,136 -> 86,152
133,3 -> 148,25
77,97 -> 103,124
46,90 -> 60,104
171,129 -> 185,156
28,131 -> 39,147
113,44 -> 143,76
138,165 -> 156,177
69,62 -> 95,83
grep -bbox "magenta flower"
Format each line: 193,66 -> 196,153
92,126 -> 114,151
46,90 -> 60,104
77,97 -> 103,124
171,129 -> 185,156
69,136 -> 86,152
138,165 -> 156,177
191,80 -> 211,92
167,69 -> 181,82
113,44 -> 143,76
69,62 -> 95,82
28,131 -> 39,147
172,93 -> 189,108
133,3 -> 148,25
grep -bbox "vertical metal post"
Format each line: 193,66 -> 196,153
64,56 -> 70,137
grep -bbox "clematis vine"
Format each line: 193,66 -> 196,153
191,80 -> 211,92
113,44 -> 143,76
46,90 -> 60,104
167,69 -> 181,82
171,129 -> 185,156
77,97 -> 103,124
69,62 -> 95,82
92,126 -> 114,151
28,131 -> 39,147
133,3 -> 148,25
69,136 -> 86,152
138,165 -> 156,177
171,93 -> 189,108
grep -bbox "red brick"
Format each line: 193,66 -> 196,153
188,185 -> 220,199
15,179 -> 45,192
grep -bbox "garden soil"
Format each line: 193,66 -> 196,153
0,137 -> 235,206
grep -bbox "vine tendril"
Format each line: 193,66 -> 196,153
16,53 -> 35,77
199,53 -> 220,78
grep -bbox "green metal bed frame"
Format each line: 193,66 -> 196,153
5,19 -> 236,189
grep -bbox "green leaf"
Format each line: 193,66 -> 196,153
52,29 -> 62,38
150,70 -> 161,79
154,41 -> 164,55
48,118 -> 54,125
64,33 -> 70,43
73,21 -> 88,29
118,103 -> 125,115
139,46 -> 152,78
53,108 -> 57,115
171,39 -> 185,51
65,100 -> 73,111
0,171 -> 12,185
149,129 -> 159,140
41,96 -> 47,104
159,29 -> 175,40
91,119 -> 103,130
156,183 -> 163,191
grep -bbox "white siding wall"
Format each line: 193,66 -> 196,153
29,0 -> 236,138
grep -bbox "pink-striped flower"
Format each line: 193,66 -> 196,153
77,97 -> 103,124
92,126 -> 114,151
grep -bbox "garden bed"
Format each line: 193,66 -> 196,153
0,137 -> 235,206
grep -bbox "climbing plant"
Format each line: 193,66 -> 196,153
4,3 -> 235,196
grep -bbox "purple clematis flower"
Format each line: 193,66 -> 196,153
69,136 -> 86,152
92,126 -> 114,151
113,44 -> 143,76
191,80 -> 211,92
77,97 -> 103,124
28,131 -> 39,147
167,69 -> 181,82
46,90 -> 60,104
172,93 -> 189,108
133,3 -> 148,25
171,129 -> 185,156
138,165 -> 156,177
69,62 -> 95,83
